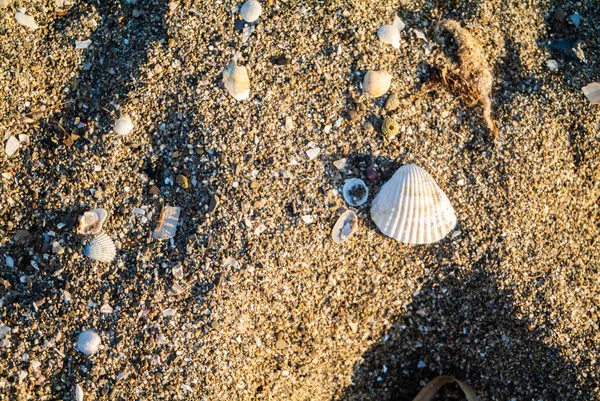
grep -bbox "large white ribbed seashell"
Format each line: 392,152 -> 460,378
113,116 -> 134,136
363,70 -> 392,98
77,329 -> 101,356
83,233 -> 116,262
240,0 -> 262,22
370,164 -> 457,244
377,25 -> 400,48
223,62 -> 250,101
77,208 -> 108,235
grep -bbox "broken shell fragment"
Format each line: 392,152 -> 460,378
392,16 -> 405,32
343,178 -> 369,206
152,206 -> 181,240
223,62 -> 250,101
83,233 -> 116,263
113,116 -> 134,136
5,136 -> 20,157
582,82 -> 600,104
77,209 -> 108,235
77,329 -> 101,356
240,0 -> 262,23
15,11 -> 39,30
370,164 -> 457,244
331,210 -> 359,244
363,70 -> 392,98
377,25 -> 400,48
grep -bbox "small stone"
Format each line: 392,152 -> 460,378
333,158 -> 347,170
176,174 -> 189,189
172,265 -> 184,280
384,93 -> 400,111
547,60 -> 559,71
570,12 -> 581,27
132,8 -> 142,17
149,185 -> 160,196
306,148 -> 320,160
52,241 -> 64,255
347,110 -> 360,122
363,121 -> 374,132
208,194 -> 219,214
382,117 -> 400,139
417,360 -> 427,369
365,166 -> 378,181
5,256 -> 14,268
275,338 -> 287,350
301,215 -> 314,224
100,304 -> 113,314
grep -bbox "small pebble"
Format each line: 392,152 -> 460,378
547,60 -> 559,71
176,174 -> 189,189
333,158 -> 347,170
384,93 -> 400,111
306,148 -> 320,160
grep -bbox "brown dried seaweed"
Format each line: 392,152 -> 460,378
441,19 -> 497,136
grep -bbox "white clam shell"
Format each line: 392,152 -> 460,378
377,25 -> 400,48
223,62 -> 250,101
582,82 -> 600,104
240,0 -> 262,23
343,178 -> 369,206
77,208 -> 108,235
113,116 -> 134,136
83,233 -> 116,263
77,329 -> 101,356
370,164 -> 457,244
331,210 -> 359,244
363,70 -> 392,98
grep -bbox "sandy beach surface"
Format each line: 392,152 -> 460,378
1,0 -> 599,400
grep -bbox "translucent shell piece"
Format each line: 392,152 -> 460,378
223,62 -> 250,101
582,82 -> 600,104
77,209 -> 109,235
377,25 -> 400,48
240,0 -> 262,23
370,164 -> 457,244
331,210 -> 359,244
152,206 -> 181,240
83,233 -> 116,263
363,70 -> 392,98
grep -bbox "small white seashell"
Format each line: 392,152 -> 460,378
113,116 -> 134,136
152,206 -> 181,240
377,25 -> 400,48
363,70 -> 392,98
5,136 -> 20,157
582,82 -> 600,104
393,16 -> 405,32
301,215 -> 314,224
240,0 -> 262,23
370,164 -> 457,244
306,147 -> 320,160
77,329 -> 101,356
342,178 -> 369,206
83,233 -> 116,263
77,209 -> 108,235
331,210 -> 359,244
75,383 -> 84,401
15,11 -> 39,30
223,62 -> 250,101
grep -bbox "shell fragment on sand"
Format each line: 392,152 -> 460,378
331,210 -> 359,244
582,82 -> 600,104
223,62 -> 250,101
77,209 -> 109,235
377,25 -> 400,48
152,206 -> 181,240
363,70 -> 392,98
5,136 -> 20,157
370,164 -> 457,244
342,178 -> 369,206
15,11 -> 39,30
